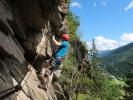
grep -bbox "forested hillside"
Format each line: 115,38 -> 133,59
100,42 -> 133,77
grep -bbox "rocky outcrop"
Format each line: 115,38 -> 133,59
72,40 -> 88,65
0,0 -> 68,100
13,66 -> 57,100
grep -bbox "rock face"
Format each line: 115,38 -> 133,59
0,0 -> 68,100
72,40 -> 88,65
13,66 -> 57,100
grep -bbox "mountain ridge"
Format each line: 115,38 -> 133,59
100,42 -> 133,77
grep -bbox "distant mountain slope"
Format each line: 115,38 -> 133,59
98,50 -> 112,58
100,42 -> 133,77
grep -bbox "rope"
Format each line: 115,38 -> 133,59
0,4 -> 55,98
0,19 -> 55,99
19,37 -> 47,84
16,28 -> 55,96
17,20 -> 54,96
13,30 -> 49,98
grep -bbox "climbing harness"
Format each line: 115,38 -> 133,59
49,56 -> 64,72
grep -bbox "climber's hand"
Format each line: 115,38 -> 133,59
52,35 -> 61,46
52,35 -> 55,40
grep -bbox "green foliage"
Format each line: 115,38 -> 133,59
61,38 -> 122,100
59,15 -> 89,98
85,40 -> 122,100
67,11 -> 80,41
59,4 -> 123,100
60,50 -> 77,84
77,94 -> 101,100
123,73 -> 133,99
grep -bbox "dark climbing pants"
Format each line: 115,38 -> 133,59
42,57 -> 63,70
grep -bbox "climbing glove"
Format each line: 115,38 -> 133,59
52,35 -> 55,40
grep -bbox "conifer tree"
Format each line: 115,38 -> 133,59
124,72 -> 133,99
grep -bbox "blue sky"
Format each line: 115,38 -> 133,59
70,0 -> 133,50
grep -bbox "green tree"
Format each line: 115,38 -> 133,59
59,7 -> 83,100
87,39 -> 121,100
67,11 -> 80,41
124,72 -> 133,99
60,1 -> 122,100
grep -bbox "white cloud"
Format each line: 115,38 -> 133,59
94,36 -> 119,50
86,33 -> 133,51
125,0 -> 133,11
71,2 -> 82,8
120,33 -> 133,43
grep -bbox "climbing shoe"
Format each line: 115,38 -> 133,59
44,70 -> 50,77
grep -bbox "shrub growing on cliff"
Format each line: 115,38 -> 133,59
67,11 -> 80,41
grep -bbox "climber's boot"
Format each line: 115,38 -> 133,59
44,70 -> 50,77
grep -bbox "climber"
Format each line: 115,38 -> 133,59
38,32 -> 69,91
38,32 -> 69,81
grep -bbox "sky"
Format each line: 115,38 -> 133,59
70,0 -> 133,51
